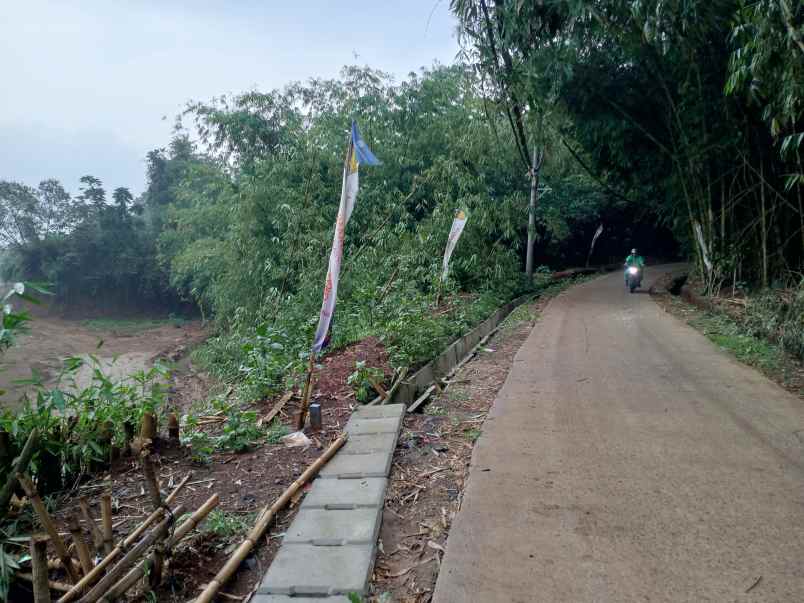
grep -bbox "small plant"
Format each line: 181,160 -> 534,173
203,510 -> 253,541
215,410 -> 263,453
425,404 -> 448,416
347,361 -> 385,403
464,428 -> 481,442
265,419 -> 290,444
180,423 -> 215,464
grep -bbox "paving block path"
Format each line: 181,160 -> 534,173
251,404 -> 404,603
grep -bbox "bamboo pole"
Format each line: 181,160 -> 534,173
140,412 -> 156,443
195,434 -> 348,603
67,516 -> 93,576
167,413 -> 180,442
294,354 -> 316,431
17,473 -> 80,583
77,498 -> 104,556
56,472 -> 191,603
79,504 -> 186,603
100,494 -> 113,555
0,428 -> 38,521
30,534 -> 52,603
100,494 -> 219,601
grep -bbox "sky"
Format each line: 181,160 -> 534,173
0,1 -> 460,195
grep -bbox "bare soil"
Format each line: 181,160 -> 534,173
11,337 -> 393,602
368,296 -> 551,602
0,316 -> 206,407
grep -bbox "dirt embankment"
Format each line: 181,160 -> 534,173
0,316 -> 206,407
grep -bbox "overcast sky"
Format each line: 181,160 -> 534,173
1,1 -> 459,195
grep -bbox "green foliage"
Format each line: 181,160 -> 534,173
202,510 -> 253,541
0,358 -> 170,488
740,282 -> 804,361
689,312 -> 783,373
347,361 -> 385,403
215,410 -> 263,452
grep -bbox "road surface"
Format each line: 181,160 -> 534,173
433,266 -> 803,602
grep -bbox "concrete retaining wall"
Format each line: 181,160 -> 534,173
390,292 -> 535,406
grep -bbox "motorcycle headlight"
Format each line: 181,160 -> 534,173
628,267 -> 639,274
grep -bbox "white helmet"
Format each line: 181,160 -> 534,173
631,248 -> 637,254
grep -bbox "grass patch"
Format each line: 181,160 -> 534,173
424,404 -> 448,416
689,312 -> 782,373
464,428 -> 482,442
203,510 -> 254,540
82,317 -> 187,334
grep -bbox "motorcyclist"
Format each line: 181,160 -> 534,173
624,248 -> 645,286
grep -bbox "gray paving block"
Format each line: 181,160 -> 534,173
345,416 -> 401,435
353,403 -> 404,420
284,507 -> 382,544
341,432 -> 398,454
258,543 -> 374,596
301,477 -> 387,509
251,596 -> 353,603
319,450 -> 393,478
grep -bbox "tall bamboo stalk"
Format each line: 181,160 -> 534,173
67,516 -> 93,576
78,497 -> 104,555
194,434 -> 348,603
100,494 -> 113,555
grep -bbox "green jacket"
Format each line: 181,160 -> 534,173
625,254 -> 645,268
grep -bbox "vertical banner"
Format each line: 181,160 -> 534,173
441,209 -> 468,282
311,121 -> 380,353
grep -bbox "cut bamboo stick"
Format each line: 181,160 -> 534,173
294,354 -> 316,430
67,516 -> 93,576
56,472 -> 191,603
30,534 -> 52,603
139,453 -> 162,510
15,572 -> 71,593
167,413 -> 180,441
380,367 -> 409,405
17,473 -> 80,584
140,412 -> 156,443
100,494 -> 113,555
100,494 -> 219,601
258,391 -> 293,427
78,498 -> 104,555
195,434 -> 348,603
0,428 -> 38,521
80,504 -> 186,603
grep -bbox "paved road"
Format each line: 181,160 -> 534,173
433,267 -> 803,603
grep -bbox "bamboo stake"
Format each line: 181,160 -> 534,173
67,516 -> 93,576
195,434 -> 348,603
30,534 -> 52,603
139,412 -> 156,443
100,494 -> 113,555
17,473 -> 80,583
167,413 -> 180,442
100,494 -> 219,601
379,367 -> 409,406
139,452 -> 162,510
78,498 -> 104,556
79,504 -> 186,603
57,472 -> 191,603
295,354 -> 316,431
0,428 -> 38,521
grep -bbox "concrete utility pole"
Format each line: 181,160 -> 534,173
526,146 -> 539,278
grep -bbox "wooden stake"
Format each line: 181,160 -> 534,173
67,516 -> 93,576
30,534 -> 52,603
139,453 -> 162,510
78,497 -> 104,556
100,494 -> 114,555
101,494 -> 219,601
294,354 -> 316,431
257,391 -> 293,427
57,472 -> 192,603
0,428 -> 38,521
79,504 -> 186,603
195,434 -> 347,603
17,473 -> 79,583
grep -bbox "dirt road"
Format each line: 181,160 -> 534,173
433,267 -> 804,602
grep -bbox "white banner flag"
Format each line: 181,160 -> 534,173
441,209 -> 468,282
311,122 -> 380,353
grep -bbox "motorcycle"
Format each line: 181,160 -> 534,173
625,265 -> 642,293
